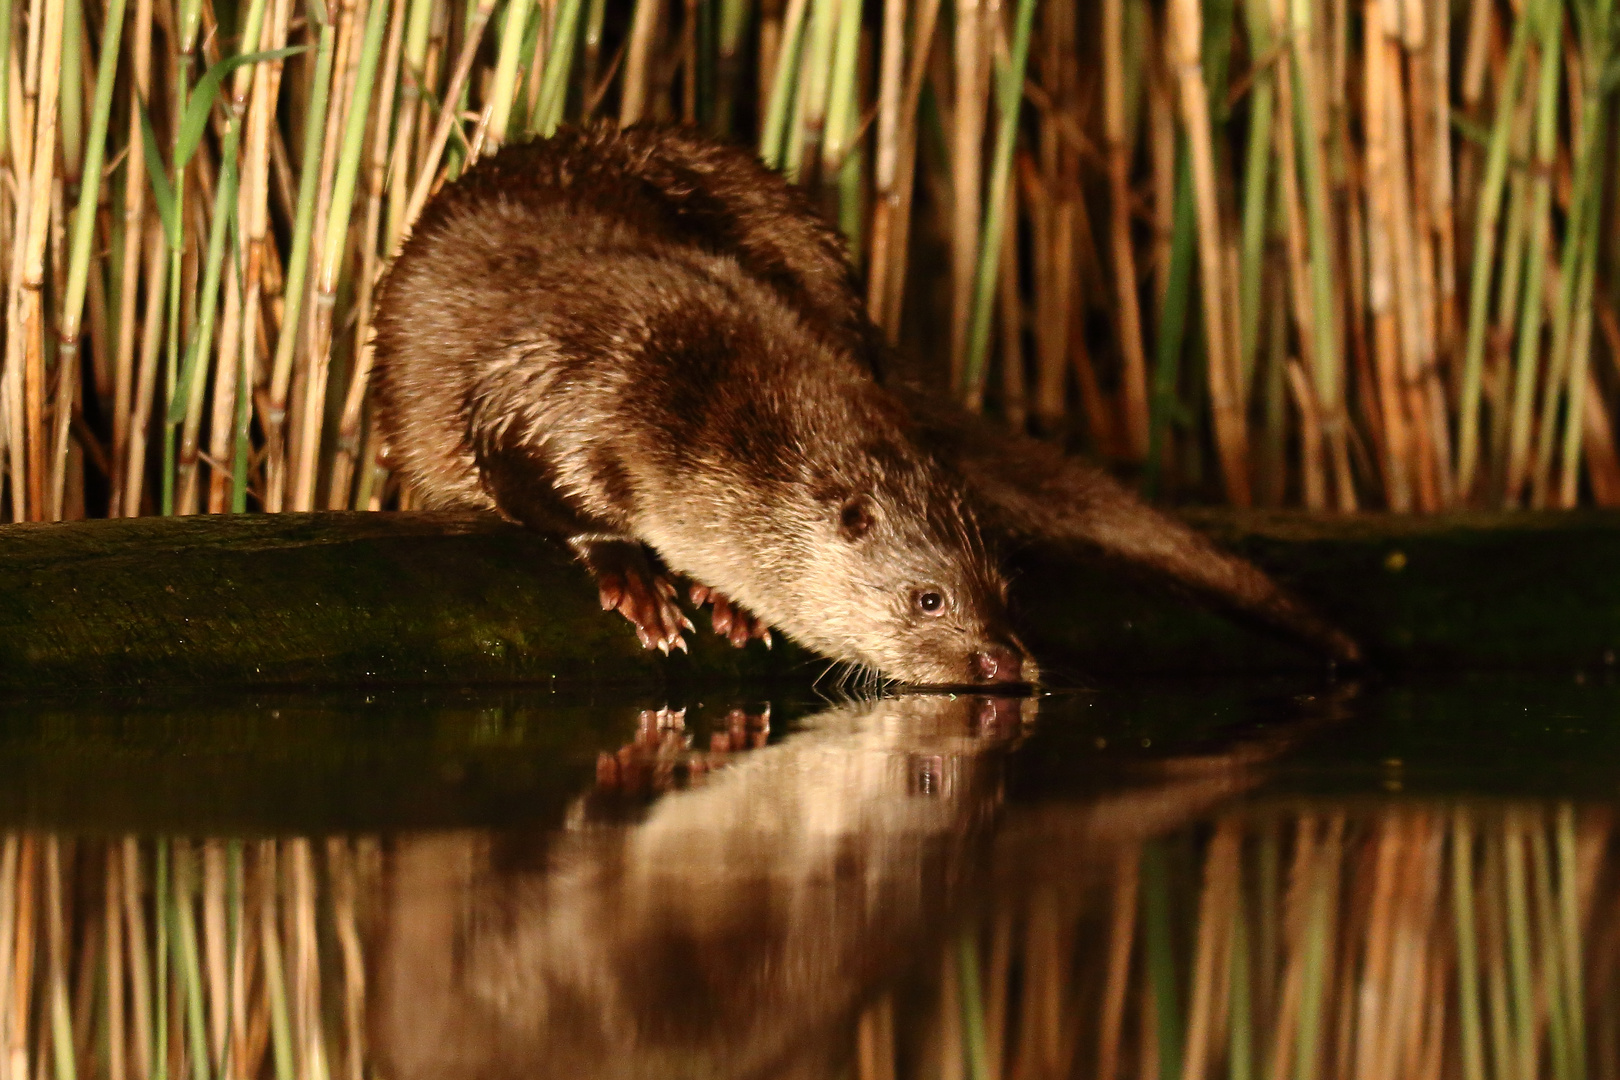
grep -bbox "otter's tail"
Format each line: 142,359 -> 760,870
904,393 -> 1361,665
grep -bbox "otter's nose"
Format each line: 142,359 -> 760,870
971,646 -> 1023,683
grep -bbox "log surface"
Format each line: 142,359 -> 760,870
0,509 -> 1612,689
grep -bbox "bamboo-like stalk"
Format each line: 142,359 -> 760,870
1104,0 -> 1148,458
1168,0 -> 1247,505
961,0 -> 1035,412
1455,8 -> 1529,499
1183,824 -> 1238,1080
818,0 -> 859,174
1531,29 -> 1604,508
782,0 -> 836,182
946,0 -> 984,393
264,4 -> 337,512
874,0 -> 939,341
483,0 -> 533,149
293,0 -> 388,512
327,0 -> 407,509
1549,2 -> 1613,509
530,0 -> 583,137
230,0 -> 294,513
1362,3 -> 1412,511
397,0 -> 494,239
1,0 -> 1618,527
56,0 -> 129,515
1503,0 -> 1561,507
618,0 -> 660,124
863,0 -> 904,320
11,0 -> 69,522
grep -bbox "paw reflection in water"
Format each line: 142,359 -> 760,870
0,695 -> 1610,1080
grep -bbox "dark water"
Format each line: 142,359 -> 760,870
0,674 -> 1613,1079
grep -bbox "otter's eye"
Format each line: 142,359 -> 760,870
839,498 -> 873,541
914,589 -> 947,616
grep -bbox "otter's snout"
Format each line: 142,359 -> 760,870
971,646 -> 1023,684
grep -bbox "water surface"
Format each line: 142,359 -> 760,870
0,673 -> 1612,1079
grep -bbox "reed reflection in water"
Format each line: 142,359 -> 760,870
0,695 -> 1611,1080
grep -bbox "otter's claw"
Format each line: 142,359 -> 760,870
577,538 -> 694,654
689,584 -> 773,649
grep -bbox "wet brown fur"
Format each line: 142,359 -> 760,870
373,125 -> 1025,685
374,123 -> 1357,681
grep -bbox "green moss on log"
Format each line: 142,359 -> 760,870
0,508 -> 1612,689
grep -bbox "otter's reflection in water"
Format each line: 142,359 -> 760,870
375,694 -> 1035,1080
0,691 -> 1614,1080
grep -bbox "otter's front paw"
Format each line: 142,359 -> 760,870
576,538 -> 695,654
689,584 -> 773,649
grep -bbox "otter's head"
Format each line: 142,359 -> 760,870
788,455 -> 1034,689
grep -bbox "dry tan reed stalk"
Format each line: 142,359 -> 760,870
1,0 -> 37,523
123,221 -> 168,517
329,0 -> 408,509
42,838 -> 71,1080
1504,809 -> 1538,1080
1288,359 -> 1325,510
121,840 -> 151,1080
1529,816 -> 1573,1079
105,847 -> 125,1080
1027,9 -> 1061,430
289,0 -> 366,512
982,910 -> 1012,1080
1011,889 -> 1064,1079
1096,849 -> 1137,1080
193,255 -> 241,514
1390,9 -> 1442,504
619,0 -> 660,124
1361,0 -> 1412,511
1169,0 -> 1247,505
226,846 -> 250,1080
228,0 -> 294,514
1101,0 -> 1147,459
862,0 -> 902,323
327,840 -> 365,1080
201,842 -> 227,1071
1351,815 -> 1401,1080
13,0 -> 66,522
1273,53 -> 1326,509
1390,817 -> 1443,1080
855,993 -> 895,1080
997,189 -> 1027,432
946,0 -> 983,392
1264,815 -> 1316,1080
874,0 -> 937,342
1283,0 -> 1352,512
1183,823 -> 1239,1080
69,865 -> 100,1069
289,840 -> 326,1080
935,940 -> 964,1080
399,0 -> 494,243
0,837 -> 19,1080
9,837 -> 37,1080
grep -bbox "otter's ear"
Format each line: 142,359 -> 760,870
838,496 -> 874,541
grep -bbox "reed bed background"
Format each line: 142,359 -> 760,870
2,0 -> 1620,519
0,836 -> 374,1080
869,801 -> 1620,1080
0,805 -> 1611,1080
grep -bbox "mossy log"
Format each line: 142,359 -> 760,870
0,509 -> 1614,690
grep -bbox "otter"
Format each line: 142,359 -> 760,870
372,124 -> 1357,685
373,125 -> 1028,686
